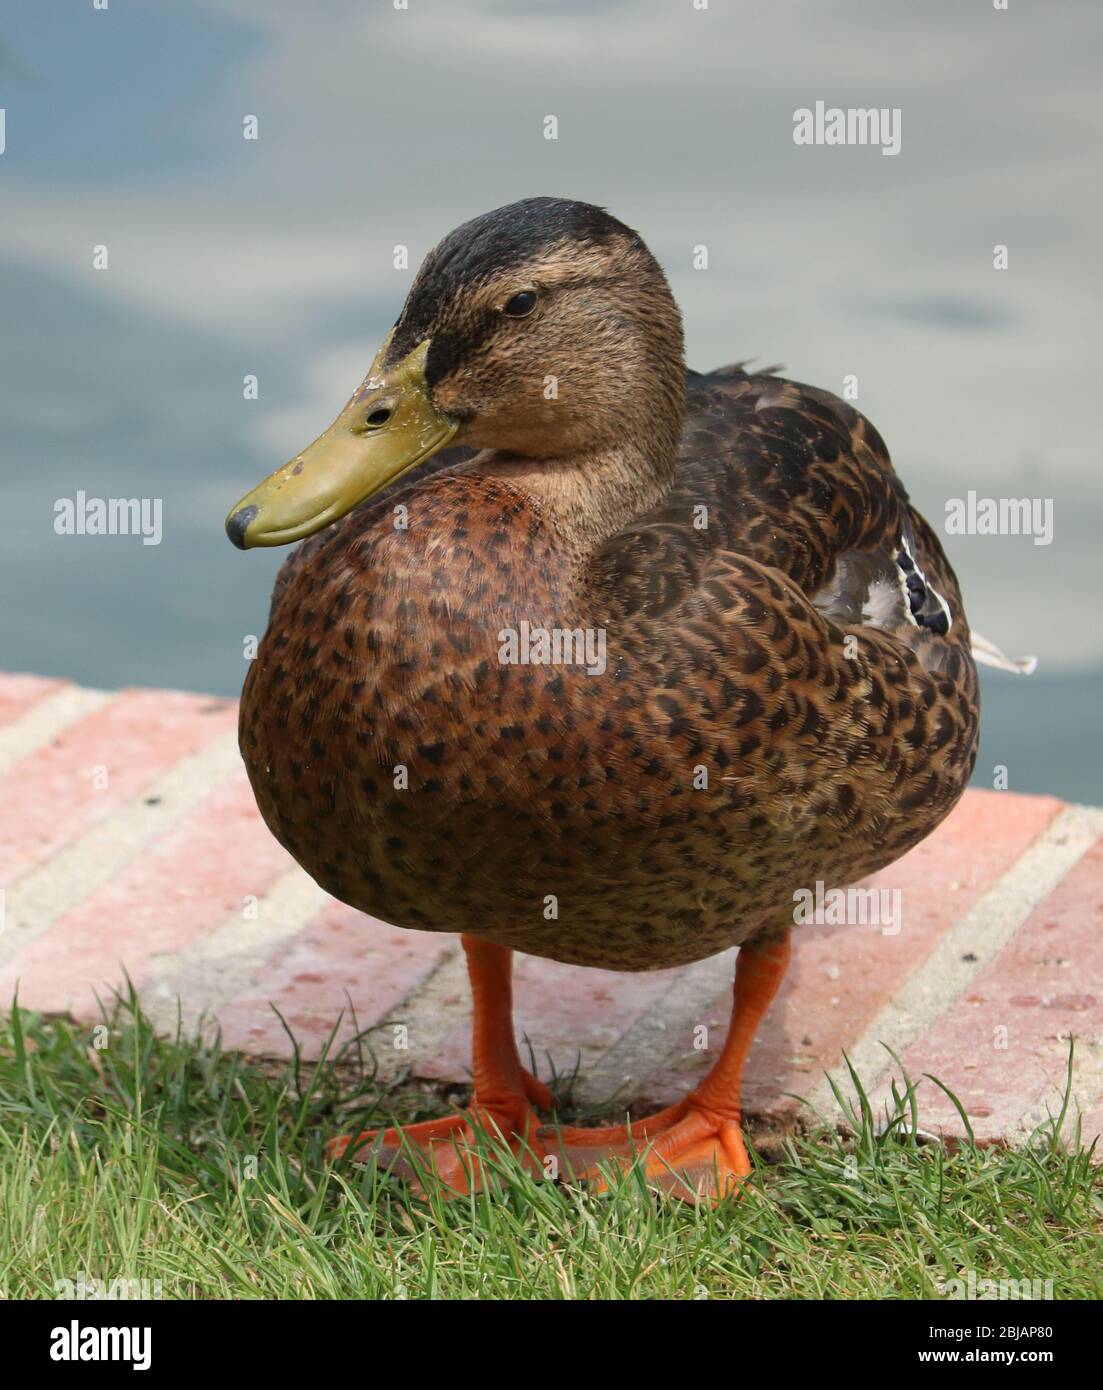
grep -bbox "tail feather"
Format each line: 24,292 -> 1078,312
972,630 -> 1037,675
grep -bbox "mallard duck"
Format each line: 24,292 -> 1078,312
226,196 -> 986,1201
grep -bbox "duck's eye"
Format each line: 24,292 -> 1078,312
502,290 -> 537,318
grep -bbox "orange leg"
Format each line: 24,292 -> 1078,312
326,935 -> 553,1194
545,932 -> 792,1202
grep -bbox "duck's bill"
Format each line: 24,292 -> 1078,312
225,339 -> 458,549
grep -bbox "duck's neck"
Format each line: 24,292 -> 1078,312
470,440 -> 674,561
469,361 -> 687,561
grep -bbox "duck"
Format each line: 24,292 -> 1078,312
225,195 -> 993,1201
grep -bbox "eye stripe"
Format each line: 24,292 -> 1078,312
424,309 -> 499,386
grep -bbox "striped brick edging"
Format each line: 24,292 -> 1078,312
0,669 -> 1099,1151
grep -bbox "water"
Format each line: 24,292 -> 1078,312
2,0 -> 1099,804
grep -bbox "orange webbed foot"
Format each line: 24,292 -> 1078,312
545,1104 -> 752,1204
325,1067 -> 553,1197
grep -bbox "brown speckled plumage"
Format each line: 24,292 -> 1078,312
240,203 -> 978,974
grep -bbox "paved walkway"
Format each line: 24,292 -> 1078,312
1,670 -> 1100,1150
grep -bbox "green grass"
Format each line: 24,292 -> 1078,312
1,991 -> 1099,1300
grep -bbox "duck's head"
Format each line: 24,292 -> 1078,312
226,197 -> 684,548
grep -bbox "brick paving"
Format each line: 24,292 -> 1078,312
0,669 -> 1099,1149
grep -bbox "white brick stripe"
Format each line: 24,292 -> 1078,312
0,730 -> 242,971
0,685 -> 111,777
142,864 -> 333,1035
143,877 -> 468,1079
573,948 -> 739,1106
369,944 -> 469,1081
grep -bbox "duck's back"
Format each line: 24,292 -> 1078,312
568,365 -> 980,952
598,366 -> 968,661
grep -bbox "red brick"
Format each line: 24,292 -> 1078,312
647,790 -> 1067,1112
215,901 -> 453,1058
421,955 -> 685,1085
0,672 -> 70,726
0,773 -> 292,1012
0,688 -> 237,884
874,832 -> 1103,1145
1,654 -> 1091,1160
